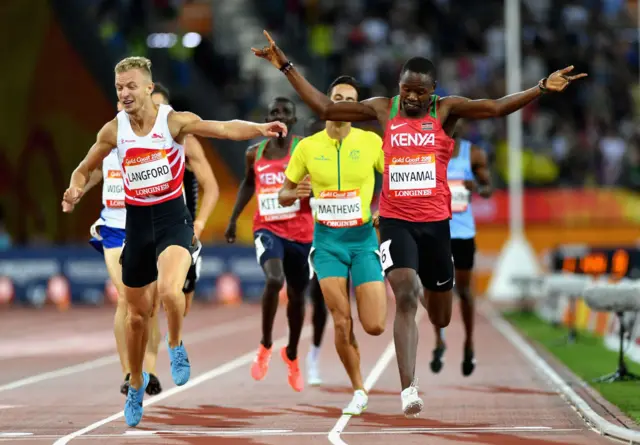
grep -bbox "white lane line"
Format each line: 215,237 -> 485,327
0,313 -> 259,393
328,309 -> 426,445
52,326 -> 312,445
0,428 -> 585,441
486,307 -> 640,443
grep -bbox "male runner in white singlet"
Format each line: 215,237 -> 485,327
62,56 -> 285,427
63,101 -> 163,395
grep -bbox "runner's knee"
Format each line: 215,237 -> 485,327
156,281 -> 182,314
425,290 -> 453,328
457,285 -> 473,304
361,317 -> 384,336
394,284 -> 419,314
331,311 -> 352,344
264,273 -> 285,294
126,307 -> 147,331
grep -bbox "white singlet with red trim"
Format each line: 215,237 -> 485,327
116,104 -> 186,206
99,149 -> 126,229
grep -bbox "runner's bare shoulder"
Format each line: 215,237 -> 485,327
98,119 -> 118,147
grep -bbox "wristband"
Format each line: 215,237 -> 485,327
538,77 -> 548,93
280,61 -> 293,74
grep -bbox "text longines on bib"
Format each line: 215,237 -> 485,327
103,169 -> 125,208
388,154 -> 436,198
124,149 -> 173,196
449,180 -> 470,213
315,189 -> 363,228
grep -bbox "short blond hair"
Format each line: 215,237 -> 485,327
114,56 -> 152,78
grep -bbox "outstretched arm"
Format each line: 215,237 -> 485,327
252,31 -> 386,122
172,111 -> 287,141
62,121 -> 117,211
442,66 -> 587,120
185,135 -> 219,238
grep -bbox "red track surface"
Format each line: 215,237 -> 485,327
0,300 -> 617,445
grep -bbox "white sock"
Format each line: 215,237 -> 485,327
309,345 -> 320,361
439,328 -> 445,342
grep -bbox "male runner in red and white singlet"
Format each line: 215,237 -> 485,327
252,30 -> 587,417
225,97 -> 314,392
62,56 -> 286,428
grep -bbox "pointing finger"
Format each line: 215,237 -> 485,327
568,73 -> 588,80
263,30 -> 275,45
560,65 -> 574,74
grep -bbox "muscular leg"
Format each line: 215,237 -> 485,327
184,290 -> 195,317
354,282 -> 387,335
143,286 -> 160,374
454,269 -> 475,375
320,277 -> 364,391
454,269 -> 473,349
425,287 -> 453,374
284,283 -> 306,361
124,283 -> 155,390
387,268 -> 422,390
103,247 -> 128,379
306,275 -> 326,386
157,246 -> 192,348
310,275 -> 327,348
260,259 -> 285,348
156,245 -> 193,387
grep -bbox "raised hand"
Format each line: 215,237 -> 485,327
544,66 -> 588,92
259,121 -> 288,138
251,30 -> 288,69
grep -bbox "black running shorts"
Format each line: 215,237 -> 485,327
121,196 -> 195,288
378,216 -> 454,292
451,237 -> 476,271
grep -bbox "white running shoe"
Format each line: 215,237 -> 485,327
306,349 -> 322,386
401,379 -> 423,417
342,389 -> 368,415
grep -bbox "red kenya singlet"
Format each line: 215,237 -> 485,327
116,104 -> 186,206
380,95 -> 454,222
252,136 -> 314,243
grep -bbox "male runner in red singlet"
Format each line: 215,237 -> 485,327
62,56 -> 286,427
252,31 -> 587,417
224,97 -> 313,392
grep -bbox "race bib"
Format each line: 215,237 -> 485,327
123,149 -> 173,196
103,169 -> 125,208
389,154 -> 436,198
257,191 -> 300,221
449,180 -> 470,213
315,189 -> 363,228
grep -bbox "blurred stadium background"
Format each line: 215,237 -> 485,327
1,0 -> 639,360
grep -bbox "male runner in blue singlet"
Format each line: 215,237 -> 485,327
431,137 -> 492,377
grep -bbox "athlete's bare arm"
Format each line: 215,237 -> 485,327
224,145 -> 258,243
169,111 -> 287,142
470,144 -> 492,198
252,31 -> 389,123
439,66 -> 587,124
278,177 -> 311,207
84,165 -> 104,193
62,120 -> 117,210
184,135 -> 219,239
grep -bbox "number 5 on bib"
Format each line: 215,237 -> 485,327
379,239 -> 393,271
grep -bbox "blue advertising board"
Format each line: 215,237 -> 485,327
0,245 -> 266,306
